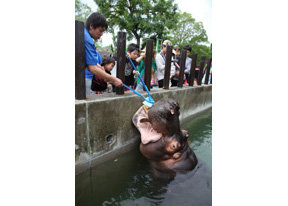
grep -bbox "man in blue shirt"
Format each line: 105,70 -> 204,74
84,12 -> 122,96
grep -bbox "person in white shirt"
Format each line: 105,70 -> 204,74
155,40 -> 175,88
202,61 -> 212,83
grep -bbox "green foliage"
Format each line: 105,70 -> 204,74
94,0 -> 179,46
191,44 -> 212,65
170,12 -> 211,65
75,0 -> 212,63
75,0 -> 92,22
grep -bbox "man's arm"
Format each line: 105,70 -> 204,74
87,64 -> 123,87
174,62 -> 180,69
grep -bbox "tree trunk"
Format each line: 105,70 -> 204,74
132,30 -> 140,48
137,38 -> 140,48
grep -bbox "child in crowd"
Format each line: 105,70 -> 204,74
202,61 -> 212,83
170,50 -> 176,86
171,46 -> 181,86
124,43 -> 140,91
135,48 -> 157,90
91,57 -> 115,94
194,66 -> 200,85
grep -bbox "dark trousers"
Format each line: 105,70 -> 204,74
171,79 -> 178,87
158,79 -> 164,88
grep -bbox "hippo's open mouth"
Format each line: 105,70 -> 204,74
133,106 -> 162,144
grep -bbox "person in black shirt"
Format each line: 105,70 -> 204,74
171,46 -> 182,86
124,43 -> 140,90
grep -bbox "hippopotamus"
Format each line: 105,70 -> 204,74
132,98 -> 199,178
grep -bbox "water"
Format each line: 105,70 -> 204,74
76,108 -> 212,206
182,108 -> 212,168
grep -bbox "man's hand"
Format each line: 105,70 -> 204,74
111,77 -> 123,87
88,64 -> 122,87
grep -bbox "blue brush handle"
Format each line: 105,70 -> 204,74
122,83 -> 153,103
126,54 -> 154,103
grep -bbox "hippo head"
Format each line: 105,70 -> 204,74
133,98 -> 199,177
146,98 -> 181,137
132,98 -> 182,144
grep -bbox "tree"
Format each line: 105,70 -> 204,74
170,12 -> 208,46
94,0 -> 179,46
169,12 -> 211,65
191,44 -> 212,65
75,0 -> 92,23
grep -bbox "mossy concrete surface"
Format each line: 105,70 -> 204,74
75,85 -> 212,175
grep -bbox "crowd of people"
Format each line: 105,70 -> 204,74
83,12 -> 212,96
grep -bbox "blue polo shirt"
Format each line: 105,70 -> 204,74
84,28 -> 102,79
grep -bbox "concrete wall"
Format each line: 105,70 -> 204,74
75,85 -> 212,175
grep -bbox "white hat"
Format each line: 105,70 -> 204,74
163,40 -> 172,47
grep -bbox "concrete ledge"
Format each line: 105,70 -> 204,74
75,85 -> 212,175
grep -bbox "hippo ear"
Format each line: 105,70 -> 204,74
170,103 -> 180,116
140,117 -> 149,123
173,102 -> 180,115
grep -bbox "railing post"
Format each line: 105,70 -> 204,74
163,45 -> 172,89
75,20 -> 86,100
198,56 -> 206,85
116,32 -> 126,95
210,73 -> 212,84
144,39 -> 153,91
204,58 -> 212,84
177,49 -> 186,88
188,53 -> 197,86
